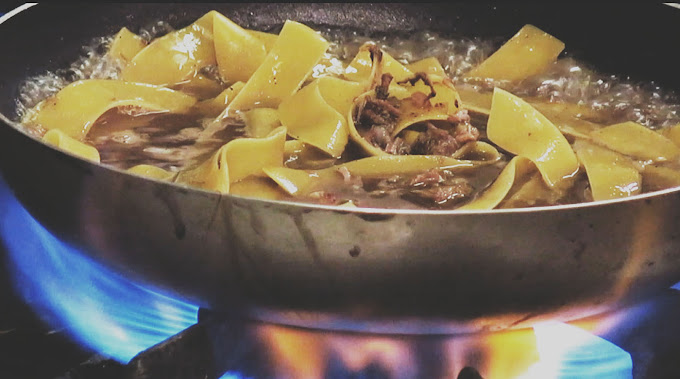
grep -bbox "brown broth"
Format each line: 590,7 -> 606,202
15,26 -> 680,209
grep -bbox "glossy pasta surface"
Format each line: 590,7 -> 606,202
16,11 -> 680,210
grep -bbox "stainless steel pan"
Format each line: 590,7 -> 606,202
2,3 -> 680,334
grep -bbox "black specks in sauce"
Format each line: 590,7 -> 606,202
349,245 -> 361,257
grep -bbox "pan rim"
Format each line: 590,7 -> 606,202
2,2 -> 680,217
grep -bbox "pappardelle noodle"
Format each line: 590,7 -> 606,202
18,11 -> 680,210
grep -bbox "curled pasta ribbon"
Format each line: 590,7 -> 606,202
406,57 -> 446,77
194,81 -> 245,117
213,11 -> 268,84
391,75 -> 463,137
458,156 -> 534,210
279,77 -> 364,158
457,87 -> 601,140
226,20 -> 330,112
464,24 -> 565,82
24,80 -> 197,140
122,12 -> 216,86
643,165 -> 680,192
487,87 -> 579,188
265,155 -> 477,196
500,172 -> 565,209
230,177 -> 287,201
344,43 -> 414,84
42,129 -> 100,163
243,108 -> 281,138
127,164 -> 176,181
573,140 -> 641,201
348,74 -> 463,157
175,127 -> 287,194
108,27 -> 146,64
590,121 -> 680,162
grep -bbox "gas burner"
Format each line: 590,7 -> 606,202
4,176 -> 680,379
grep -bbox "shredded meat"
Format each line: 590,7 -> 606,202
375,73 -> 394,100
363,125 -> 392,147
448,109 -> 471,124
411,122 -> 460,156
307,191 -> 338,205
453,122 -> 480,145
409,169 -> 444,187
384,137 -> 410,155
408,181 -> 474,206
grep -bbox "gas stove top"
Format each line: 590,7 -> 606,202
3,173 -> 680,379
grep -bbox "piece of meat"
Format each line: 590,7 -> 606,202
408,181 -> 473,206
375,73 -> 394,100
448,109 -> 471,124
362,124 -> 392,147
385,137 -> 411,155
409,169 -> 444,187
453,122 -> 480,145
412,122 -> 460,156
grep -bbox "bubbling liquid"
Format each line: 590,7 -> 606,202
14,22 -> 680,208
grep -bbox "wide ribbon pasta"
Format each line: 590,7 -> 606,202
127,164 -> 176,181
226,20 -> 330,112
279,77 -> 364,157
213,11 -> 268,84
344,43 -> 414,84
590,121 -> 680,162
464,24 -> 565,82
348,73 -> 463,157
458,156 -> 534,210
487,87 -> 579,188
42,129 -> 100,162
108,27 -> 146,64
265,155 -> 481,196
24,80 -> 197,139
176,127 -> 287,194
122,12 -> 216,86
573,140 -> 641,201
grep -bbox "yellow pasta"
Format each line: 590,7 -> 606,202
500,172 -> 565,209
42,129 -> 100,162
391,75 -> 463,137
642,165 -> 680,192
458,156 -> 534,210
265,154 -> 478,196
176,126 -> 287,193
279,77 -> 364,157
127,164 -> 176,181
247,30 -> 278,52
344,44 -> 413,83
590,121 -> 680,162
194,81 -> 245,117
226,20 -> 330,112
573,140 -> 641,201
487,87 -> 579,188
121,12 -> 216,86
24,80 -> 197,139
108,27 -> 146,64
213,11 -> 268,84
230,177 -> 287,200
661,123 -> 680,147
406,57 -> 446,76
243,108 -> 281,138
464,24 -> 565,82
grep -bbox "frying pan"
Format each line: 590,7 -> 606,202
2,3 -> 680,334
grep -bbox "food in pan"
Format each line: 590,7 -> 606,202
16,11 -> 680,210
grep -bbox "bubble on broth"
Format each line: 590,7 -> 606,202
15,25 -> 680,173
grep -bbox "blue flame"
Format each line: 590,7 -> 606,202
0,176 -> 198,363
527,322 -> 632,379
